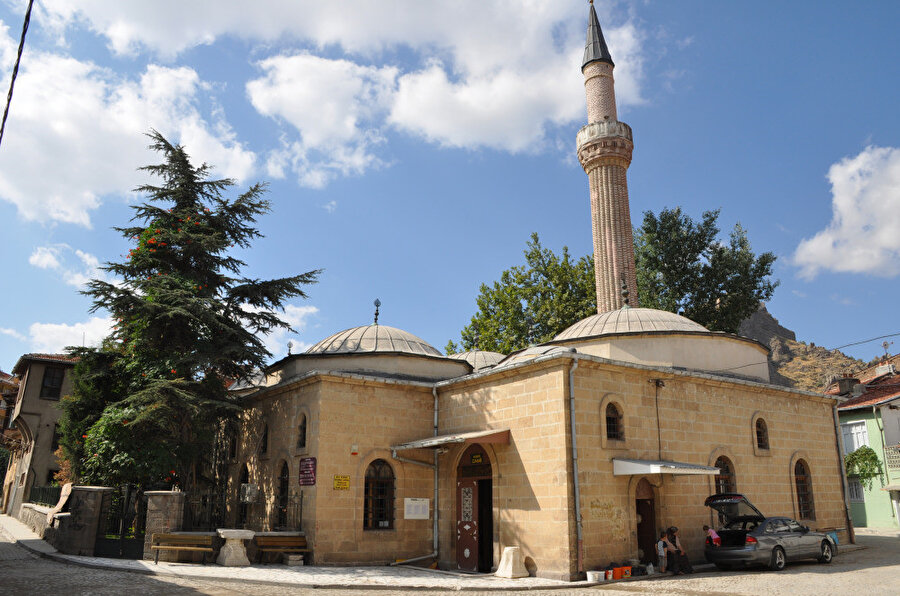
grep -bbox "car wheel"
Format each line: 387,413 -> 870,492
818,540 -> 833,564
769,546 -> 786,571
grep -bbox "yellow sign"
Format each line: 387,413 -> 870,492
471,454 -> 483,464
333,475 -> 350,490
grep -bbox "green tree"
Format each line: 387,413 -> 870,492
63,131 -> 320,490
844,445 -> 882,490
449,209 -> 777,352
635,208 -> 777,333
452,233 -> 595,354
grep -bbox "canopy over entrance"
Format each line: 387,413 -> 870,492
613,458 -> 720,476
392,429 -> 510,451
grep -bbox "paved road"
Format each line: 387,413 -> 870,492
1,531 -> 897,595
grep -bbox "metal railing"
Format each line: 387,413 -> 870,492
28,485 -> 61,506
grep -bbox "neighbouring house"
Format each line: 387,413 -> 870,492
1,353 -> 77,516
832,359 -> 900,528
219,5 -> 851,581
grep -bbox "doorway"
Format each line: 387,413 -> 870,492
635,478 -> 656,564
456,444 -> 493,572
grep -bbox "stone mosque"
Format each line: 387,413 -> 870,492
230,4 -> 850,580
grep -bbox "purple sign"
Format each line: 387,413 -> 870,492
298,457 -> 317,486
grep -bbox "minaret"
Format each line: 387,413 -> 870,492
577,2 -> 639,312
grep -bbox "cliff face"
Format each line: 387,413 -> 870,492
739,304 -> 866,392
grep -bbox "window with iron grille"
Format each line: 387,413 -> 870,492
364,459 -> 394,530
297,414 -> 307,449
795,460 -> 815,519
260,424 -> 268,455
714,456 -> 736,493
755,418 -> 769,450
848,478 -> 865,503
39,366 -> 65,399
606,403 -> 624,441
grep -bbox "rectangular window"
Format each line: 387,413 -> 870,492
841,421 -> 869,455
848,478 -> 865,503
39,367 -> 65,400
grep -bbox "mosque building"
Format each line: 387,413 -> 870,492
230,4 -> 850,580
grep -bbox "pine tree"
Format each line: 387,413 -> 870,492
71,131 -> 319,489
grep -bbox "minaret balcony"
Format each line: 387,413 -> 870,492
576,120 -> 634,170
576,120 -> 633,148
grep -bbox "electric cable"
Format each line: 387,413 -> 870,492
0,0 -> 35,151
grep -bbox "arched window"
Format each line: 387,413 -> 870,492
364,459 -> 394,530
277,461 -> 289,528
756,418 -> 770,450
260,423 -> 268,455
714,456 -> 736,493
605,403 -> 624,441
297,414 -> 307,449
795,460 -> 815,520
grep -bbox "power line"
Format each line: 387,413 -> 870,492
833,332 -> 900,351
0,0 -> 35,151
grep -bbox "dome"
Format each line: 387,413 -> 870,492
554,307 -> 707,341
447,350 -> 506,371
305,324 -> 442,357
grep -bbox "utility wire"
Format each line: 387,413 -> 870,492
0,0 -> 35,151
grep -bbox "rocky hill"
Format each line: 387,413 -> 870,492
739,305 -> 867,392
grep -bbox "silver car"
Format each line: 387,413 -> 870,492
704,493 -> 836,571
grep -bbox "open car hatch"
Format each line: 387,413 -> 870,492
704,493 -> 765,525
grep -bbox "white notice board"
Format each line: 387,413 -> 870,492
404,497 -> 430,520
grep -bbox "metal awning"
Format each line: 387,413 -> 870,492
881,484 -> 900,491
392,429 -> 510,451
613,458 -> 720,476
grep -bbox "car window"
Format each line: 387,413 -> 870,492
770,519 -> 789,533
787,520 -> 803,532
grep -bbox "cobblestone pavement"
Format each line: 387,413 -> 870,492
0,528 -> 897,595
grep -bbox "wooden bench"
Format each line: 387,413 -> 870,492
150,533 -> 215,564
254,535 -> 311,564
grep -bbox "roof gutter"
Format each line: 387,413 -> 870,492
832,404 -> 855,544
390,385 -> 440,566
567,358 -> 584,574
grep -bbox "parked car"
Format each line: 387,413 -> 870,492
703,493 -> 835,571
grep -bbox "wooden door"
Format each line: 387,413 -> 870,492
456,478 -> 479,571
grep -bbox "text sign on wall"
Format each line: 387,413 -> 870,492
333,475 -> 350,490
471,454 -> 483,464
404,497 -> 430,520
298,457 -> 317,486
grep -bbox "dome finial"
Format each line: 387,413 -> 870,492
373,298 -> 381,325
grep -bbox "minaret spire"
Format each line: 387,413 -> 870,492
577,3 -> 639,312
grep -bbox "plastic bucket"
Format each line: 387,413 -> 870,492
612,567 -> 624,580
828,531 -> 839,545
605,570 -> 614,580
586,570 -> 603,582
622,566 -> 632,578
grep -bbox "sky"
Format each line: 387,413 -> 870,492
1,0 -> 899,373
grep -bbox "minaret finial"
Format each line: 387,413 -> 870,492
373,298 -> 381,325
583,0 -> 614,69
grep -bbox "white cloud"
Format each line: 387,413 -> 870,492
29,246 -> 62,269
794,146 -> 900,279
0,32 -> 255,226
247,54 -> 396,187
28,244 -> 106,288
0,327 -> 26,342
259,303 -> 319,360
323,200 -> 337,214
28,316 -> 113,353
38,1 -> 648,181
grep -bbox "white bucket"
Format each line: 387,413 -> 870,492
586,570 -> 604,582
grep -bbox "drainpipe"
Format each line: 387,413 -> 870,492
832,404 -> 855,544
390,385 -> 440,566
568,358 -> 584,573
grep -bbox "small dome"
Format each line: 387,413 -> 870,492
305,324 -> 442,357
447,350 -> 506,371
554,307 -> 707,341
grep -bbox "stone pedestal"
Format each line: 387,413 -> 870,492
216,529 -> 254,566
284,554 -> 304,566
143,491 -> 185,561
495,546 -> 529,578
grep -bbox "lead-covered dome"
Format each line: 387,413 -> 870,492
305,324 -> 442,357
554,307 -> 707,341
447,350 -> 505,371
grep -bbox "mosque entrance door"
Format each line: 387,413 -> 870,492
635,478 -> 656,564
456,444 -> 493,572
